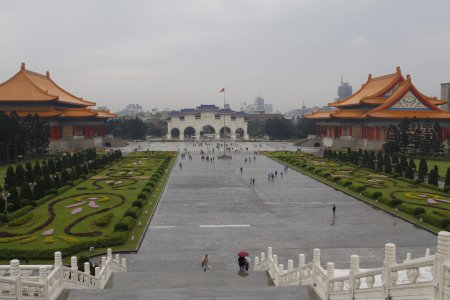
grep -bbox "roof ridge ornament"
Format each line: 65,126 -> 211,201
21,62 -> 25,70
406,74 -> 411,82
368,74 -> 372,80
46,71 -> 50,79
396,66 -> 401,74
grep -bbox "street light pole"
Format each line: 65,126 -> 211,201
1,191 -> 11,214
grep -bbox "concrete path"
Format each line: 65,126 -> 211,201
66,142 -> 436,299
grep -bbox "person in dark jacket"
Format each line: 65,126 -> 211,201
238,256 -> 246,272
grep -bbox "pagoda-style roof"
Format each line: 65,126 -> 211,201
168,105 -> 246,118
0,63 -> 95,107
196,104 -> 220,111
305,67 -> 450,121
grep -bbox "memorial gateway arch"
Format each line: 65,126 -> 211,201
166,104 -> 249,141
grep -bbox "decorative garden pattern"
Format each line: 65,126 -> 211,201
268,152 -> 450,233
0,151 -> 176,260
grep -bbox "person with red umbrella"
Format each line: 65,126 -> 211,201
237,251 -> 249,272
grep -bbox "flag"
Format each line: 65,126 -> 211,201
219,87 -> 225,93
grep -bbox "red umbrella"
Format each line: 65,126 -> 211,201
237,251 -> 249,257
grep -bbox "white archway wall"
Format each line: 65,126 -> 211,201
167,114 -> 248,140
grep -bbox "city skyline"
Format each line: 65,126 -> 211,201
1,0 -> 449,112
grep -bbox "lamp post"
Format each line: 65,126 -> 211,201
1,191 -> 11,214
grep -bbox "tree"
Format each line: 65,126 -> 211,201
4,166 -> 15,189
361,150 -> 369,167
61,169 -> 70,183
408,158 -> 416,170
445,167 -> 450,187
48,158 -> 55,173
20,181 -> 33,202
376,151 -> 383,172
384,153 -> 392,174
400,155 -> 408,173
25,162 -> 34,182
418,158 -> 428,180
33,176 -> 45,199
399,118 -> 410,154
384,125 -> 400,153
248,120 -> 266,138
15,164 -> 26,186
33,162 -> 42,177
433,122 -> 444,154
405,166 -> 415,180
8,186 -> 20,211
428,165 -> 439,186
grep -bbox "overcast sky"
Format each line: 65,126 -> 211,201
1,0 -> 449,113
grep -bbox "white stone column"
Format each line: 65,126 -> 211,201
326,262 -> 334,298
313,248 -> 321,265
71,256 -> 78,270
383,243 -> 396,299
54,251 -> 62,268
10,259 -> 21,300
434,231 -> 450,300
268,247 -> 272,259
349,254 -> 359,299
84,262 -> 90,274
299,254 -> 305,269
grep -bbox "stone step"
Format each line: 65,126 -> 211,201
62,284 -> 319,300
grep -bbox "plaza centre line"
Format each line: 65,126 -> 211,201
199,224 -> 251,228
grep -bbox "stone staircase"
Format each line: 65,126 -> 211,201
62,270 -> 318,299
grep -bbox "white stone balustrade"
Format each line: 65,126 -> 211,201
0,248 -> 127,300
254,231 -> 450,300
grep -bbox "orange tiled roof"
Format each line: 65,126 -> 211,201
94,110 -> 117,118
330,67 -> 403,108
58,108 -> 98,118
304,111 -> 334,119
367,110 -> 450,119
0,63 -> 95,107
333,109 -> 368,118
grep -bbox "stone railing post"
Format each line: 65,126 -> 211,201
10,259 -> 22,300
426,248 -> 431,257
95,267 -> 100,278
273,255 -> 278,268
84,262 -> 90,274
287,260 -> 294,285
299,254 -> 305,269
71,256 -> 78,270
268,247 -> 272,259
313,248 -> 320,265
326,262 -> 334,299
254,257 -> 260,268
40,266 -> 49,299
54,251 -> 63,289
121,258 -> 127,271
261,251 -> 265,263
383,243 -> 396,300
115,254 -> 120,265
434,231 -> 450,300
101,257 -> 107,270
107,248 -> 112,261
349,254 -> 359,300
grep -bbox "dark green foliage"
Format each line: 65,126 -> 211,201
15,165 -> 26,186
33,162 -> 42,178
405,166 -> 414,180
412,207 -> 426,216
8,186 -> 20,211
132,200 -> 143,208
92,213 -> 114,227
384,154 -> 392,174
389,199 -> 402,207
445,167 -> 450,187
4,166 -> 15,189
418,159 -> 428,180
20,181 -> 33,202
428,165 -> 439,186
7,212 -> 33,227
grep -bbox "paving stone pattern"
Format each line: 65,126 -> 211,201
66,142 -> 436,299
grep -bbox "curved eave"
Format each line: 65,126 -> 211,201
330,71 -> 403,108
367,110 -> 450,119
304,111 -> 334,119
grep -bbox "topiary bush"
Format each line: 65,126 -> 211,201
412,207 -> 426,216
389,199 -> 402,207
132,200 -> 143,208
7,213 -> 34,227
372,191 -> 382,199
92,213 -> 114,227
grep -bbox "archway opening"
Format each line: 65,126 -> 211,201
235,128 -> 245,140
219,127 -> 231,139
201,125 -> 215,139
171,128 -> 180,139
184,127 -> 196,139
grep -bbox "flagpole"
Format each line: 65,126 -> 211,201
223,87 -> 226,156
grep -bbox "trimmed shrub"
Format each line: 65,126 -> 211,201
66,181 -> 74,186
7,213 -> 34,227
332,177 -> 341,182
342,180 -> 352,187
412,207 -> 426,216
372,191 -> 382,199
132,200 -> 143,208
414,178 -> 423,185
124,207 -> 141,219
137,192 -> 149,200
142,187 -> 152,193
397,204 -> 414,214
92,213 -> 114,227
389,199 -> 402,207
356,186 -> 366,192
6,205 -> 34,222
114,216 -> 135,232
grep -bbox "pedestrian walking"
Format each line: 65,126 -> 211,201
179,162 -> 182,169
240,166 -> 243,174
201,254 -> 209,272
332,204 -> 336,216
252,178 -> 255,185
238,256 -> 246,272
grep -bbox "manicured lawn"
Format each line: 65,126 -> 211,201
268,152 -> 450,234
413,159 -> 450,177
0,151 -> 176,263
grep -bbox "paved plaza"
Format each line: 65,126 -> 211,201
66,142 -> 437,299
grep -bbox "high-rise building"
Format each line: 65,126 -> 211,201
264,103 -> 273,113
441,83 -> 450,110
337,75 -> 353,100
255,96 -> 265,112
